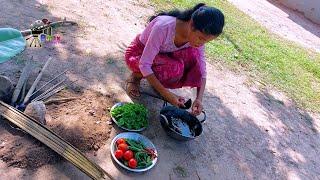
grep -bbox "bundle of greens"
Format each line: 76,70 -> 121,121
111,103 -> 148,130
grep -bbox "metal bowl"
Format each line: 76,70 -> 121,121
159,105 -> 206,141
110,132 -> 158,172
110,102 -> 147,132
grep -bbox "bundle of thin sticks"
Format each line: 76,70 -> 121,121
0,101 -> 114,180
11,57 -> 70,107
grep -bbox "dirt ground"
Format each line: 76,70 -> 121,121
0,87 -> 114,169
0,0 -> 320,180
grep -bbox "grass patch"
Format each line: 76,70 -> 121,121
151,0 -> 320,112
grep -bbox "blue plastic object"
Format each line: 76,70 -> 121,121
0,28 -> 26,63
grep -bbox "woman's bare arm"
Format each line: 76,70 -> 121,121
146,74 -> 185,107
196,78 -> 206,101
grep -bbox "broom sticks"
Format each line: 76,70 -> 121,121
31,78 -> 66,102
30,69 -> 68,98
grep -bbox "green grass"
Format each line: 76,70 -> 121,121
151,0 -> 320,112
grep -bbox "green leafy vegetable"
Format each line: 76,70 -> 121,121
111,103 -> 148,130
125,138 -> 156,169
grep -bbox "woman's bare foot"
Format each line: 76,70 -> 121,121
125,73 -> 142,98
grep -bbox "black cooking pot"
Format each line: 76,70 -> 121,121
159,103 -> 206,141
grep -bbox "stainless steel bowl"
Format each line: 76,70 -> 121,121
110,132 -> 158,172
110,102 -> 147,132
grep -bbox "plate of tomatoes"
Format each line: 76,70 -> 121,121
110,132 -> 158,172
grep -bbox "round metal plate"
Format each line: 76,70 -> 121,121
110,132 -> 158,172
110,102 -> 147,132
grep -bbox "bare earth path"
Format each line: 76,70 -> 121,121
0,0 -> 319,179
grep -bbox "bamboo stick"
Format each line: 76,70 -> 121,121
20,29 -> 32,37
18,81 -> 27,104
44,97 -> 78,105
34,85 -> 66,102
30,69 -> 68,98
23,57 -> 53,104
31,78 -> 66,102
11,57 -> 34,105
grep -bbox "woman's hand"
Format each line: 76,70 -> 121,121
145,74 -> 186,108
146,74 -> 185,107
166,92 -> 186,108
192,98 -> 203,116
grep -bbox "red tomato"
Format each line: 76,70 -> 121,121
118,143 -> 128,152
128,158 -> 137,169
116,138 -> 126,145
114,150 -> 123,159
123,150 -> 134,161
